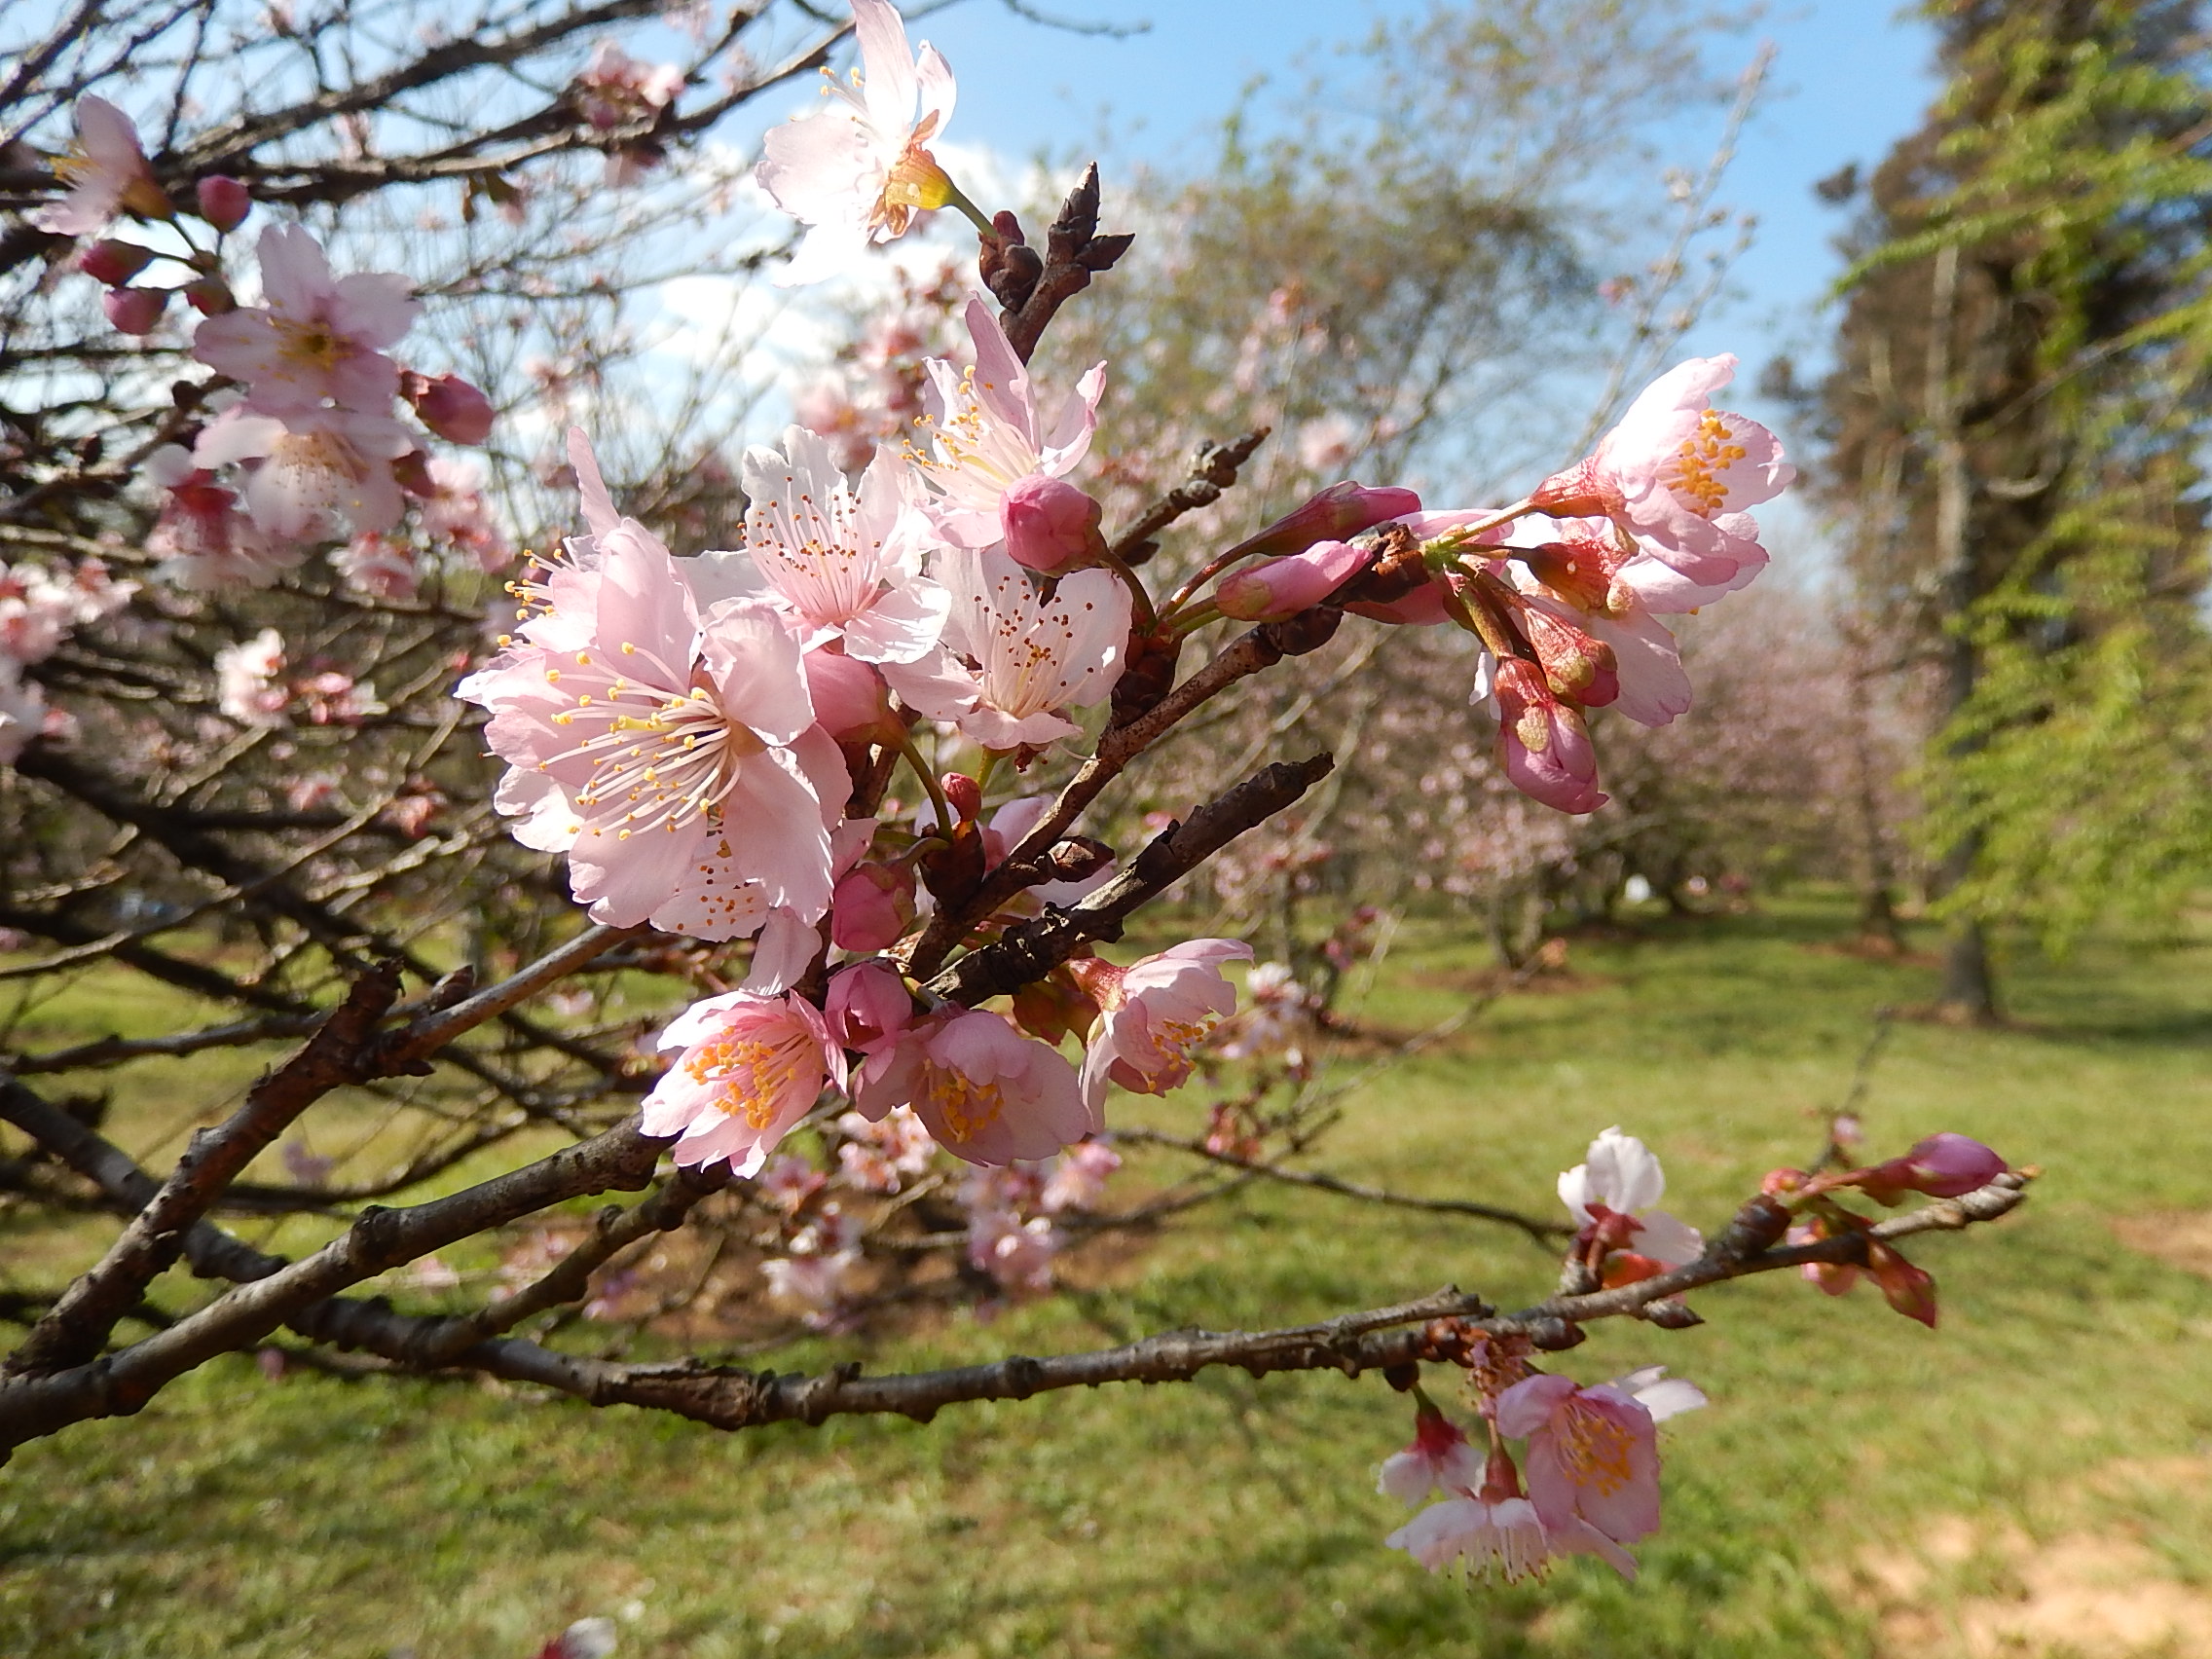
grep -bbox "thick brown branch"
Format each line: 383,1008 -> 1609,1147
999,163 -> 1133,363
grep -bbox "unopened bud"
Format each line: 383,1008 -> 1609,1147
1491,659 -> 1605,815
102,285 -> 167,334
77,239 -> 154,285
1865,1241 -> 1937,1328
405,372 -> 496,446
194,175 -> 252,232
1859,1132 -> 2006,1204
940,772 -> 982,821
1217,538 -> 1371,621
1517,605 -> 1619,707
184,276 -> 235,316
1001,474 -> 1106,572
1224,481 -> 1422,563
802,648 -> 896,743
830,862 -> 917,953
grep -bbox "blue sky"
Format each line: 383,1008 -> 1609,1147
873,0 -> 1945,407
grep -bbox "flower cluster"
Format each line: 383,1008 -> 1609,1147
0,557 -> 134,764
33,97 -> 502,593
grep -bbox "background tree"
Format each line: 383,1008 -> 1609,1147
1819,0 -> 2212,1019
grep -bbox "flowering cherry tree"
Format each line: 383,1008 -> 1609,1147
0,0 -> 2031,1592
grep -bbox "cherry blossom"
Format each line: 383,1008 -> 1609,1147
144,446 -> 297,588
1858,1132 -> 2007,1203
414,456 -> 512,571
853,1008 -> 1089,1165
1534,355 -> 1793,585
193,405 -> 415,541
572,40 -> 683,132
1069,940 -> 1252,1124
1492,658 -> 1605,815
1039,1140 -> 1121,1213
761,1207 -> 865,1329
1559,1125 -> 1704,1271
335,533 -> 417,599
739,425 -> 947,661
639,990 -> 846,1174
0,556 -> 131,666
835,1104 -> 935,1193
966,1204 -> 1057,1295
1000,475 -> 1107,573
214,628 -> 287,725
191,225 -> 418,415
459,431 -> 841,937
1378,1404 -> 1485,1508
756,0 -> 961,284
1493,1373 -> 1665,1551
885,547 -> 1130,750
32,96 -> 169,236
909,299 -> 1106,548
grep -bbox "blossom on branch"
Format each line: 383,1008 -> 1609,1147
756,0 -> 960,285
885,547 -> 1129,750
32,96 -> 169,236
640,990 -> 846,1174
739,425 -> 948,661
1068,940 -> 1252,1124
854,1008 -> 1089,1165
1534,354 -> 1793,586
909,299 -> 1106,549
191,225 -> 418,416
1559,1125 -> 1704,1275
460,431 -> 842,938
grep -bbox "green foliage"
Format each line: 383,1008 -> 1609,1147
10,896 -> 2212,1655
1831,0 -> 2212,950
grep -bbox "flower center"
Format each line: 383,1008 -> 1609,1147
1659,409 -> 1750,518
278,318 -> 350,375
1559,1403 -> 1636,1495
554,657 -> 767,840
683,1029 -> 811,1129
925,1062 -> 1005,1142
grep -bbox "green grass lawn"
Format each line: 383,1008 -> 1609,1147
6,892 -> 2212,1658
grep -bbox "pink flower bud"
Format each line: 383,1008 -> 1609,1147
1222,481 -> 1422,563
184,276 -> 234,315
1216,538 -> 1372,621
406,372 -> 496,445
1859,1132 -> 2006,1203
194,175 -> 252,232
802,648 -> 895,743
102,285 -> 167,334
830,862 -> 917,952
941,772 -> 982,821
826,959 -> 912,1052
1492,659 -> 1606,814
76,239 -> 154,285
1000,475 -> 1106,572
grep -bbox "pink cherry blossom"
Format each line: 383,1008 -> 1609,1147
756,0 -> 960,285
639,990 -> 846,1175
853,1008 -> 1089,1166
193,405 -> 415,541
1558,1125 -> 1704,1268
1225,481 -> 1423,563
1069,939 -> 1252,1124
825,958 -> 912,1052
761,1207 -> 865,1329
0,672 -> 46,766
191,225 -> 418,415
415,457 -> 512,571
884,547 -> 1129,750
1039,1139 -> 1120,1213
802,646 -> 897,741
32,96 -> 169,236
835,1104 -> 935,1192
1000,475 -> 1106,573
1493,1373 -> 1662,1548
1491,658 -> 1605,815
459,430 -> 841,937
1385,1493 -> 1567,1582
0,556 -> 131,667
910,299 -> 1106,547
1535,355 -> 1793,584
1378,1405 -> 1486,1508
572,39 -> 684,130
739,425 -> 947,662
143,445 -> 298,588
215,627 -> 287,725
335,532 -> 418,599
830,861 -> 915,951
966,1205 -> 1057,1295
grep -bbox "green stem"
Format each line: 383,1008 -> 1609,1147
895,731 -> 954,839
939,174 -> 997,239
